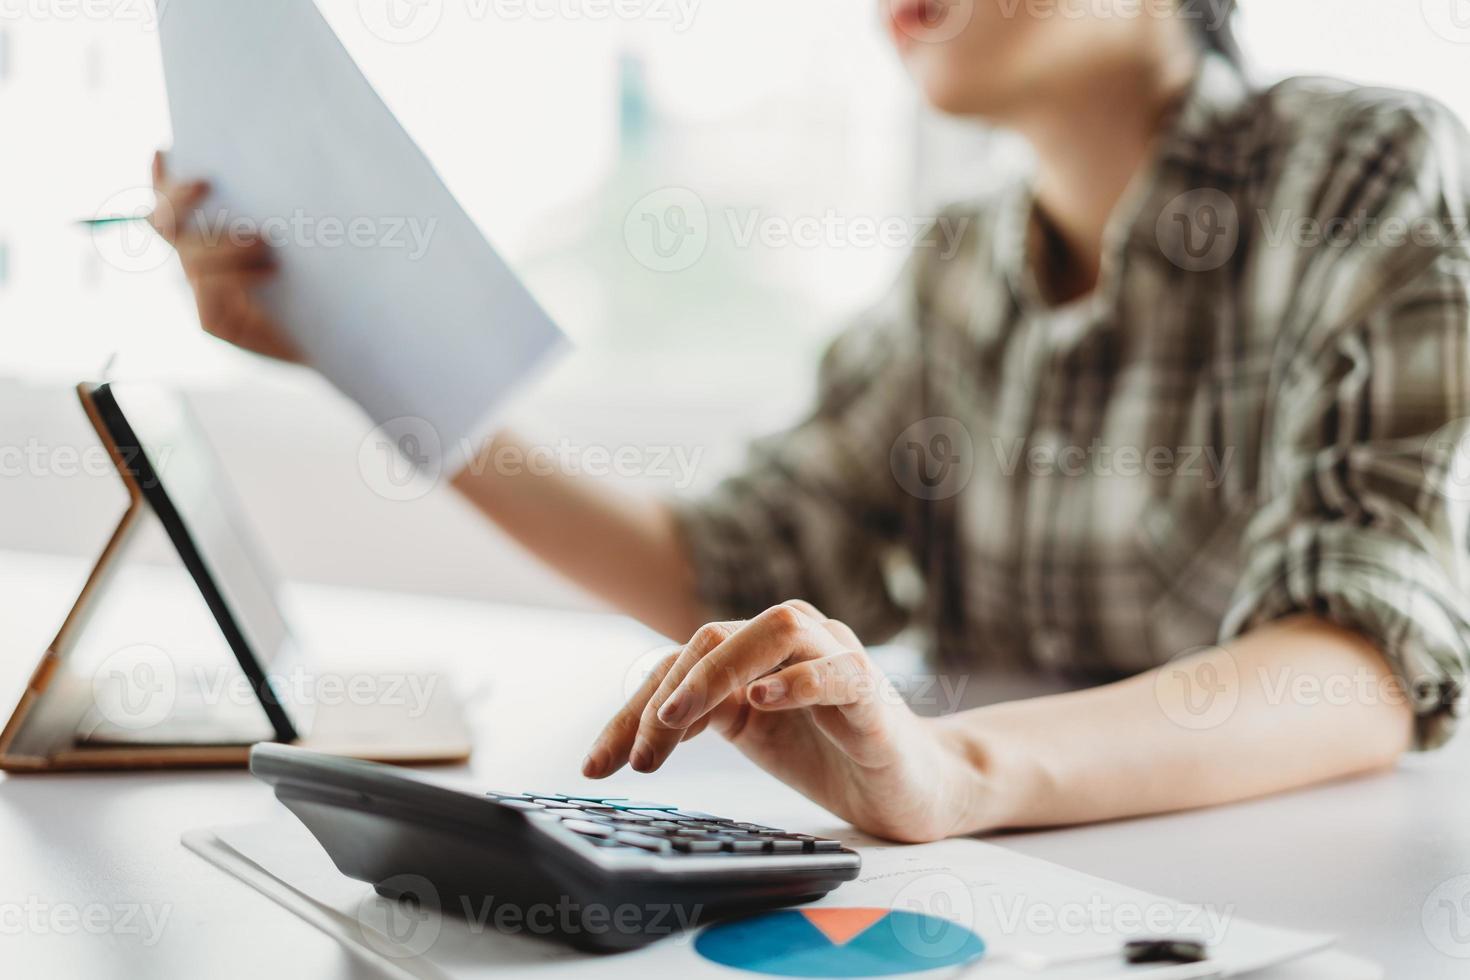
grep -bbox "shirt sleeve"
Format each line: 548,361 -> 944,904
670,254 -> 931,643
1221,103 -> 1470,749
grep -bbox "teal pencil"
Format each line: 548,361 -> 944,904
76,214 -> 153,228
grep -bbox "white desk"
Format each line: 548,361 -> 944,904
1,550 -> 1465,977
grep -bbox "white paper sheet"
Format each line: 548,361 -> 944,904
157,0 -> 566,472
185,818 -> 1339,979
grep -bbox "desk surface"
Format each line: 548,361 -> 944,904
1,550 -> 1465,978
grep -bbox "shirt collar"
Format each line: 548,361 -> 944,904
1153,49 -> 1256,171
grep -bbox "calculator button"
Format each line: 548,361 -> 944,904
486,785 -> 847,863
625,809 -> 687,819
613,831 -> 672,852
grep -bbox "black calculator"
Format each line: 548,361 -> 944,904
250,744 -> 861,952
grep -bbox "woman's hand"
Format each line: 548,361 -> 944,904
150,151 -> 301,362
582,600 -> 988,843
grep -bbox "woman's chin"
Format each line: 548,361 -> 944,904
908,67 -> 993,117
895,48 -> 1000,116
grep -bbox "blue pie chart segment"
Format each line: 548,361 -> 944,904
694,907 -> 986,977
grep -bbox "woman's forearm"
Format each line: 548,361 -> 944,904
941,616 -> 1415,833
451,430 -> 710,641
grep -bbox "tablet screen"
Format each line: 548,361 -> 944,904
91,383 -> 308,740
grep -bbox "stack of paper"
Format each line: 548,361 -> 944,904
159,0 -> 567,473
184,818 -> 1376,979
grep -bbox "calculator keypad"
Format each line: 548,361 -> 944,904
486,792 -> 846,857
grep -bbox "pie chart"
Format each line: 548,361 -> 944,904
694,907 -> 986,977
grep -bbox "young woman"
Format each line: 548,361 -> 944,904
153,0 -> 1470,842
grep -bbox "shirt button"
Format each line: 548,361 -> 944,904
1029,429 -> 1067,480
1032,428 -> 1065,451
1034,630 -> 1069,667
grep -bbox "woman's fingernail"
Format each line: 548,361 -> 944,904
752,679 -> 786,705
582,750 -> 604,777
658,693 -> 688,726
629,741 -> 653,772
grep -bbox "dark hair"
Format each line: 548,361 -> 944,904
1188,0 -> 1242,63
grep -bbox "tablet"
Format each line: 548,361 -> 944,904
88,382 -> 312,742
0,382 -> 472,771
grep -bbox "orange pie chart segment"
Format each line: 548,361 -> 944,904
800,908 -> 891,946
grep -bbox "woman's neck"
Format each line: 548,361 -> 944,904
1007,47 -> 1200,305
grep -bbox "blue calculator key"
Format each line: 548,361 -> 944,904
609,801 -> 679,811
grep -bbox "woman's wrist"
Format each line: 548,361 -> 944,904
928,709 -> 1051,835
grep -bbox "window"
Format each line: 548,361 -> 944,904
4,1 -> 1467,599
0,1 -> 915,447
4,2 -> 1465,400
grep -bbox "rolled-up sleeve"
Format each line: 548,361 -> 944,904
1222,250 -> 1470,749
671,257 -> 929,643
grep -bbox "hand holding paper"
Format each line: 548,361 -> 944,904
157,0 -> 566,473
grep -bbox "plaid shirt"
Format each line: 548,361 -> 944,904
675,54 -> 1470,749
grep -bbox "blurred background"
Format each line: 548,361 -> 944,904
2,0 -> 1469,611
